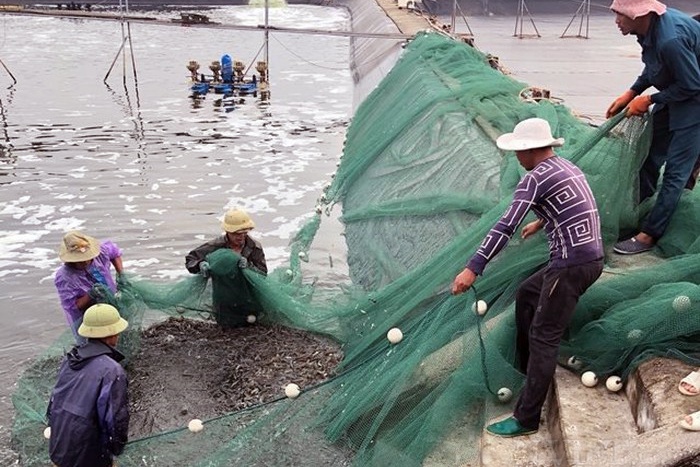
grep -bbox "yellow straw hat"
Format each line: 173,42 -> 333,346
78,304 -> 129,339
221,209 -> 255,233
58,231 -> 101,263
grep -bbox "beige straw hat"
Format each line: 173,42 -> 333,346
58,231 -> 101,263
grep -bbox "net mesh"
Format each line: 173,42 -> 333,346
12,31 -> 700,466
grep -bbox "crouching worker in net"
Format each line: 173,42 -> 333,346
47,304 -> 129,467
452,118 -> 604,438
185,208 -> 267,327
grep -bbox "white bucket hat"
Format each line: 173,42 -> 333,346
496,118 -> 565,151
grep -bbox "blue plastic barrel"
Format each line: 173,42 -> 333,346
221,54 -> 233,83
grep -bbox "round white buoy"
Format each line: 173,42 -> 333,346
606,376 -> 623,392
581,371 -> 598,388
285,269 -> 293,278
567,356 -> 583,370
285,383 -> 301,399
298,251 -> 308,262
672,295 -> 691,312
471,300 -> 488,316
188,419 -> 204,433
43,426 -> 51,440
247,314 -> 257,324
387,327 -> 403,344
627,329 -> 643,341
497,387 -> 513,402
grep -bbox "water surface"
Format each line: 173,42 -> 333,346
0,5 -> 352,461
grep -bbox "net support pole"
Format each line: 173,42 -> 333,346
561,0 -> 591,39
513,0 -> 540,38
264,0 -> 269,84
0,58 -> 16,86
104,0 -> 138,84
455,0 -> 474,37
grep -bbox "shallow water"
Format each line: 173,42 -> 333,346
0,5 -> 352,460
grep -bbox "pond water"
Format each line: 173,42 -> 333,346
0,5 -> 352,461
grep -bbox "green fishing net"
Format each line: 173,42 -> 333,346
13,31 -> 700,466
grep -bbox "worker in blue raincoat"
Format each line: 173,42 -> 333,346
46,304 -> 130,467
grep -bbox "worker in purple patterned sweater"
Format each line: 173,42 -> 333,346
452,118 -> 604,438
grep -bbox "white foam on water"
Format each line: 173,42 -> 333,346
151,268 -> 191,280
21,205 -> 57,225
58,205 -> 84,214
263,246 -> 289,268
224,197 -> 273,213
0,268 -> 29,279
45,217 -> 85,232
265,213 -> 315,240
54,194 -> 77,200
0,231 -> 55,275
190,145 -> 219,153
124,258 -> 160,268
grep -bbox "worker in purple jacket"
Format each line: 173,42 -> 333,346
47,303 -> 129,467
452,118 -> 604,438
54,231 -> 124,343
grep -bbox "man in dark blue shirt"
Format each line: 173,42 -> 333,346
453,118 -> 604,437
606,0 -> 700,254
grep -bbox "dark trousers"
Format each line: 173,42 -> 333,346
640,107 -> 700,239
513,258 -> 604,430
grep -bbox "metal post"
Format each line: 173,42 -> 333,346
561,0 -> 591,39
0,58 -> 17,86
264,0 -> 269,83
513,0 -> 540,38
454,0 -> 474,38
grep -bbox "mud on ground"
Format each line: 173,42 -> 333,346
126,317 -> 343,438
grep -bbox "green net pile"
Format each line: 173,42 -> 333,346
13,31 -> 700,466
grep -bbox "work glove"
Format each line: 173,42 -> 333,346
238,257 -> 248,269
605,89 -> 636,118
116,273 -> 130,290
88,284 -> 108,302
199,261 -> 210,278
626,95 -> 652,117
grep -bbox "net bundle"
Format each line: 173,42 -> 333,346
12,31 -> 700,466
